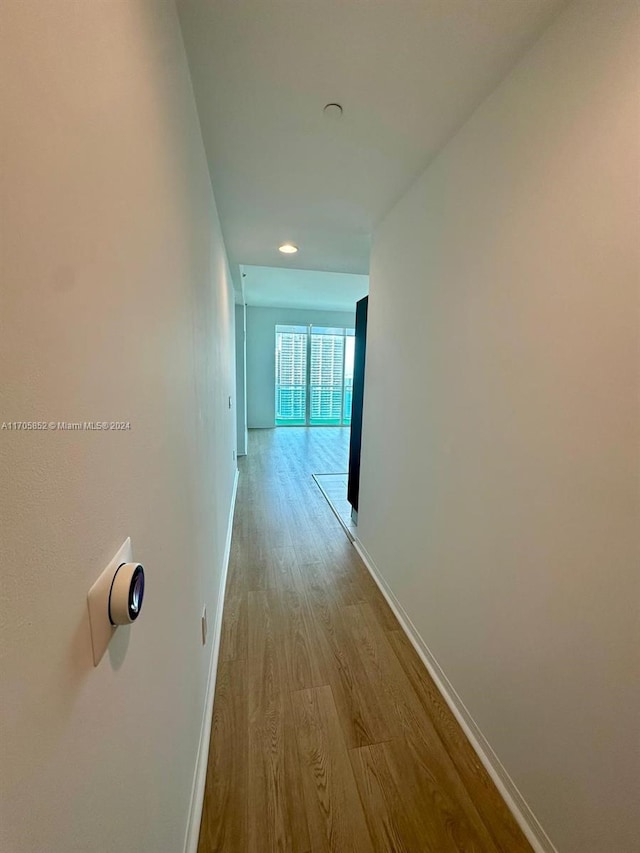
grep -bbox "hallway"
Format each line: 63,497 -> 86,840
197,429 -> 531,853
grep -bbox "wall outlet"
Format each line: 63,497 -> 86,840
201,606 -> 208,646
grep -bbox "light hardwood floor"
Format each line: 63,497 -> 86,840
198,428 -> 531,853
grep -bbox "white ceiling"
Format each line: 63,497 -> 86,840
178,0 -> 565,293
241,265 -> 369,312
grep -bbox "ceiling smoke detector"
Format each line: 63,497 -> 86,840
323,103 -> 343,119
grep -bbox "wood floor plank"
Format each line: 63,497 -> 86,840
248,689 -> 311,853
247,588 -> 311,851
197,659 -> 248,853
345,603 -> 500,851
247,589 -> 288,714
292,685 -> 375,852
300,567 -> 401,749
265,546 -> 298,591
318,539 -> 401,630
352,737 -> 499,853
219,587 -> 247,662
350,740 -> 438,853
227,537 -> 248,595
270,578 -> 328,692
386,629 -> 532,853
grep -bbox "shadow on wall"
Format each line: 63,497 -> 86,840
9,611 -> 92,790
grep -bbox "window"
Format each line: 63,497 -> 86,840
275,325 -> 355,426
275,325 -> 307,425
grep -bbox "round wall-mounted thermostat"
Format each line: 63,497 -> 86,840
108,562 -> 145,625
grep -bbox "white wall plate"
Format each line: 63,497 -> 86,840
87,538 -> 132,666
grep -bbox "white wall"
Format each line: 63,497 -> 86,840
0,3 -> 236,852
235,303 -> 248,455
246,305 -> 356,428
358,1 -> 640,851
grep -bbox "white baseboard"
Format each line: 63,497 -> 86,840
352,536 -> 558,853
183,468 -> 239,853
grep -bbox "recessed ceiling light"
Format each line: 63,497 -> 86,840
323,103 -> 343,119
279,243 -> 298,254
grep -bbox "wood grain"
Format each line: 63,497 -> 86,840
292,685 -> 374,852
303,574 -> 401,749
197,427 -> 532,852
248,688 -> 310,852
350,740 -> 438,853
386,629 -> 532,853
197,658 -> 247,852
346,603 -> 498,851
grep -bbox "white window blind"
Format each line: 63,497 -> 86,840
275,326 -> 307,424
